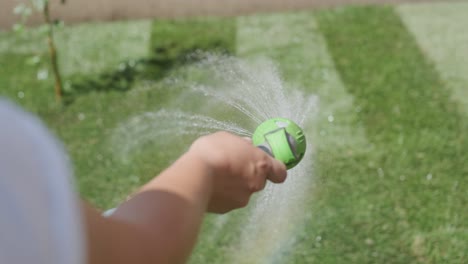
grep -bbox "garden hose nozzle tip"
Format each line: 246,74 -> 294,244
252,118 -> 306,169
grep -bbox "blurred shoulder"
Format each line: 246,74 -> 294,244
0,98 -> 85,264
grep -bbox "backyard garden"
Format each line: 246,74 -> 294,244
0,1 -> 467,263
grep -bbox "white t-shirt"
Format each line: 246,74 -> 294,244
0,100 -> 84,264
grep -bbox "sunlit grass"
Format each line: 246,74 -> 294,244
315,6 -> 467,263
0,4 -> 466,263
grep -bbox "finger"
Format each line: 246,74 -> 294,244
251,147 -> 284,184
256,175 -> 267,191
251,151 -> 272,187
266,158 -> 287,183
242,137 -> 253,143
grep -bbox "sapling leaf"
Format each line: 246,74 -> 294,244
13,4 -> 26,15
30,0 -> 47,11
13,3 -> 32,20
12,23 -> 25,33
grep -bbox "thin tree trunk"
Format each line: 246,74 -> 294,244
43,1 -> 63,103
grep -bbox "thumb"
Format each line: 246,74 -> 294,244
267,158 -> 287,183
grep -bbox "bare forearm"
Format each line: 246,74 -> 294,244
85,152 -> 214,264
112,152 -> 213,262
83,132 -> 286,264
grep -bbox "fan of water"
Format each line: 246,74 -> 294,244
111,54 -> 318,263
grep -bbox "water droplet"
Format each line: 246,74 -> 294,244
315,236 -> 322,242
64,81 -> 72,92
96,118 -> 103,126
400,175 -> 406,181
17,91 -> 24,99
78,113 -> 86,121
377,167 -> 384,178
275,121 -> 288,128
327,115 -> 334,122
426,173 -> 432,181
129,175 -> 139,183
452,181 -> 458,190
37,69 -> 48,80
398,135 -> 404,145
365,238 -> 374,245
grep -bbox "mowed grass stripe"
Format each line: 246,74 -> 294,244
237,12 -> 379,264
56,20 -> 152,76
317,6 -> 467,263
397,2 -> 468,114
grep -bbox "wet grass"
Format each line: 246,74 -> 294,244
0,5 -> 467,263
312,6 -> 467,263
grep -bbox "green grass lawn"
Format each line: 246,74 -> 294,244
1,3 -> 467,263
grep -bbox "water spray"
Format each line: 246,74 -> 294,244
252,118 -> 306,169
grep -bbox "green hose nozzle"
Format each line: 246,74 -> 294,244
252,118 -> 306,169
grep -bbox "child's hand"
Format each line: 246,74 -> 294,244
188,132 -> 287,213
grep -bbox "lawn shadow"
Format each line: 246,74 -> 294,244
64,56 -> 182,105
63,17 -> 236,106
